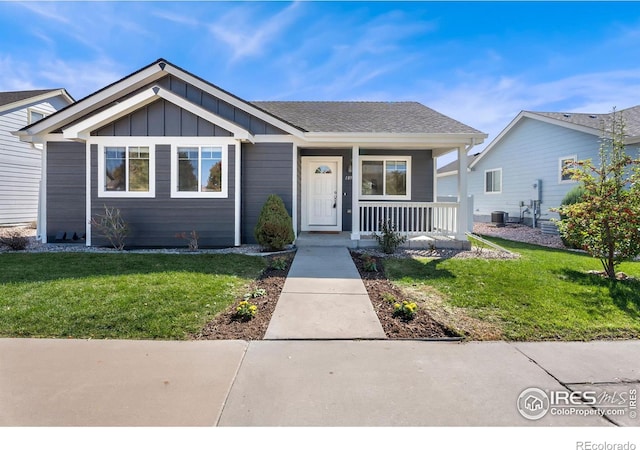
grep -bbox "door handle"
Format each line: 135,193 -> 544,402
333,192 -> 337,209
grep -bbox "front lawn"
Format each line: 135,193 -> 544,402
384,238 -> 640,341
0,253 -> 265,339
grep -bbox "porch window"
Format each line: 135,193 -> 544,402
485,168 -> 502,194
99,145 -> 154,197
171,145 -> 228,198
360,157 -> 410,200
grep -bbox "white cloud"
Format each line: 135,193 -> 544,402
36,57 -> 125,99
0,56 -> 39,91
17,2 -> 70,24
423,68 -> 640,164
151,9 -> 201,27
208,2 -> 303,63
0,53 -> 124,99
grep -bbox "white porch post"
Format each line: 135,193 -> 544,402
432,155 -> 438,201
456,146 -> 468,240
292,143 -> 298,239
39,141 -> 48,243
85,141 -> 92,246
234,140 -> 241,247
351,145 -> 360,240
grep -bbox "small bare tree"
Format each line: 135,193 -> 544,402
90,206 -> 129,250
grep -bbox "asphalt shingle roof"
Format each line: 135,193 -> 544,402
530,105 -> 640,137
0,90 -> 61,108
252,101 -> 483,134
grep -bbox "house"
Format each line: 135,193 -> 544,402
0,89 -> 74,225
15,59 -> 486,248
437,107 -> 640,226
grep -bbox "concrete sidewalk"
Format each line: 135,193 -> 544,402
2,338 -> 638,427
264,246 -> 385,339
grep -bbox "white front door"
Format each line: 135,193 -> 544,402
302,157 -> 342,231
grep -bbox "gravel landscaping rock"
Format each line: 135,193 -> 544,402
473,222 -> 566,249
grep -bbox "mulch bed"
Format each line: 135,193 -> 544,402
351,251 -> 461,339
193,252 -> 294,340
193,249 -> 459,340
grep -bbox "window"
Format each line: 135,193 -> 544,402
485,168 -> 502,194
172,145 -> 228,198
559,155 -> 577,183
98,145 -> 155,198
315,165 -> 332,174
360,157 -> 411,199
28,109 -> 46,124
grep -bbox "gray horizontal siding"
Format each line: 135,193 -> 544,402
91,144 -> 236,248
46,141 -> 86,241
242,142 -> 293,244
91,75 -> 286,137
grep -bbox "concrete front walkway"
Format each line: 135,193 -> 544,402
264,246 -> 385,339
2,339 -> 638,426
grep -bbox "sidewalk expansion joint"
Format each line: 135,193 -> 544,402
215,340 -> 250,427
512,345 -> 620,427
260,337 -> 463,342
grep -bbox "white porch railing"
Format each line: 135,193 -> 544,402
359,202 -> 459,236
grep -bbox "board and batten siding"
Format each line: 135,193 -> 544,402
90,144 -> 236,248
242,142 -> 293,244
462,118 -> 601,223
46,141 -> 86,241
92,75 -> 286,137
0,101 -> 59,225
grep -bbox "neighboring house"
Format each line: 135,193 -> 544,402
0,89 -> 74,225
437,107 -> 640,225
16,59 -> 486,248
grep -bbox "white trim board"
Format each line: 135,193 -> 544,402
63,86 -> 254,142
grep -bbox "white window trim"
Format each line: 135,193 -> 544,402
28,107 -> 47,124
559,155 -> 577,184
359,155 -> 412,200
484,168 -> 502,194
97,142 -> 156,198
171,143 -> 230,198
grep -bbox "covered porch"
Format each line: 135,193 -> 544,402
295,140 -> 479,249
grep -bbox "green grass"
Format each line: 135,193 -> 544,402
384,237 -> 640,341
0,253 -> 266,339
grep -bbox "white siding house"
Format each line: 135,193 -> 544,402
0,90 -> 73,225
437,108 -> 640,226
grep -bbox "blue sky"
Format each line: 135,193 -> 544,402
3,1 -> 640,161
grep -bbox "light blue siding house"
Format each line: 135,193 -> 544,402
437,108 -> 640,226
0,90 -> 74,225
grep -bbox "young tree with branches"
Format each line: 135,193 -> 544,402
556,109 -> 640,280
